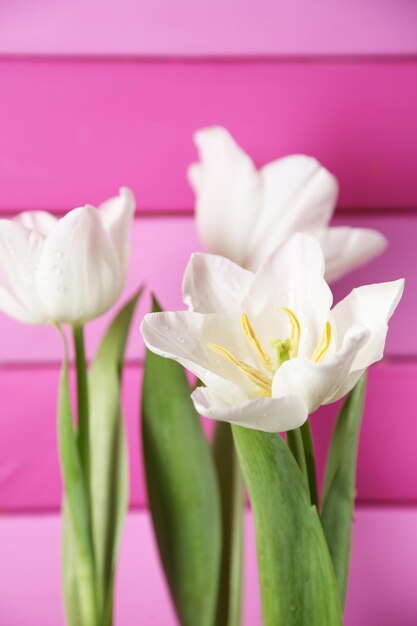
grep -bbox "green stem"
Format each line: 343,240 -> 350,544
212,422 -> 244,626
300,420 -> 319,509
286,428 -> 308,481
73,325 -> 90,484
287,423 -> 319,509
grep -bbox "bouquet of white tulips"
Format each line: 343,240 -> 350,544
0,127 -> 403,626
140,128 -> 403,626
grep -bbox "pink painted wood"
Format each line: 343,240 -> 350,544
0,213 -> 412,364
0,60 -> 416,212
0,361 -> 415,511
0,0 -> 416,57
1,509 -> 416,626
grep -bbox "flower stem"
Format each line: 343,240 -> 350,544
286,428 -> 308,482
287,422 -> 319,509
212,422 -> 244,626
300,421 -> 319,509
73,325 -> 90,485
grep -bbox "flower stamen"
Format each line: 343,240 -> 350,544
241,313 -> 275,373
208,343 -> 272,394
311,322 -> 332,363
270,338 -> 292,367
281,307 -> 301,357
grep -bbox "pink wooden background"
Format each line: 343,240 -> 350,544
0,2 -> 416,624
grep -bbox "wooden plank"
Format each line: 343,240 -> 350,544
0,213 -> 413,364
0,0 -> 416,57
0,60 -> 416,212
0,361 -> 415,511
0,509 -> 416,625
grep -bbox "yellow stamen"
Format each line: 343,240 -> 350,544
208,343 -> 272,394
311,322 -> 332,363
281,308 -> 301,357
241,313 -> 275,372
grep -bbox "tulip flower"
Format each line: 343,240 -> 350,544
0,187 -> 135,325
188,126 -> 386,281
141,233 -> 403,432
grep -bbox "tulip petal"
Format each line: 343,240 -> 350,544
315,227 -> 388,282
244,233 -> 333,358
272,325 -> 369,414
0,220 -> 47,323
141,310 -> 258,403
192,386 -> 308,433
0,285 -> 38,323
189,126 -> 261,266
36,205 -> 121,324
182,252 -> 253,317
331,279 -> 404,372
14,210 -> 58,236
246,155 -> 338,270
99,187 -> 135,274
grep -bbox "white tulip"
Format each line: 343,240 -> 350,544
141,233 -> 403,432
188,126 -> 387,281
0,187 -> 135,325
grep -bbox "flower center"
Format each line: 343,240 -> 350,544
208,309 -> 332,397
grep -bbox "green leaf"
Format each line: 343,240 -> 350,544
321,373 -> 367,608
232,425 -> 342,626
57,342 -> 99,625
212,422 -> 244,626
142,297 -> 221,626
62,500 -> 83,626
88,290 -> 142,622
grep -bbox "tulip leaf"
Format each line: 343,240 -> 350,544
142,297 -> 221,626
321,373 -> 367,608
232,425 -> 342,626
62,500 -> 83,626
88,290 -> 142,623
212,422 -> 244,626
58,344 -> 99,625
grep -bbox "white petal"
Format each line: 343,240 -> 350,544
36,205 -> 122,324
315,227 -> 388,282
244,233 -> 333,359
246,155 -> 338,270
272,325 -> 370,413
189,126 -> 261,266
182,252 -> 253,316
141,310 -> 260,402
0,285 -> 40,323
187,163 -> 203,192
331,279 -> 404,371
14,210 -> 58,236
0,220 -> 47,323
99,187 -> 135,273
192,386 -> 308,433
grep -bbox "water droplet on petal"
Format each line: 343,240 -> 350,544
54,250 -> 63,259
52,265 -> 62,276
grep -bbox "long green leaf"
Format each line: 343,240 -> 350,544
88,290 -> 142,623
212,422 -> 244,626
57,342 -> 99,625
321,374 -> 367,608
142,299 -> 221,626
232,426 -> 342,626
